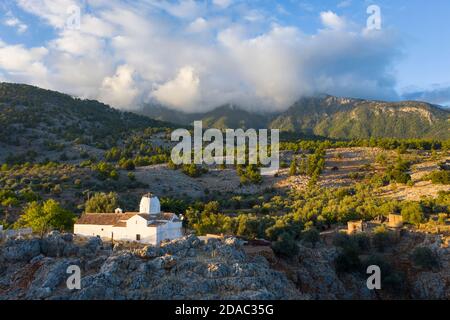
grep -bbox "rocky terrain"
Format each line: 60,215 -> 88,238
1,231 -> 449,300
276,231 -> 450,300
0,233 -> 302,300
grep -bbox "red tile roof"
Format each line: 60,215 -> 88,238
75,212 -> 177,226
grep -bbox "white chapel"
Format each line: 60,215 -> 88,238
74,194 -> 183,245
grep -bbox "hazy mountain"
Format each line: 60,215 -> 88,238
141,95 -> 450,139
139,104 -> 270,130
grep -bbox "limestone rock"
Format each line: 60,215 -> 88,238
412,272 -> 447,299
2,238 -> 41,263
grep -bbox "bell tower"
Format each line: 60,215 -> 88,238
139,193 -> 161,214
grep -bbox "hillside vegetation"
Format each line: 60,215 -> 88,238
0,82 -> 172,158
141,95 -> 450,139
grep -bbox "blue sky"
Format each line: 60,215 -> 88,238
0,0 -> 449,111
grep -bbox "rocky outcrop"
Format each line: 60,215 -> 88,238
0,234 -> 302,300
278,244 -> 376,300
1,231 -> 449,300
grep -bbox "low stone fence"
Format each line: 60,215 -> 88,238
0,228 -> 33,239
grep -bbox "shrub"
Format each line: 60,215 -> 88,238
437,213 -> 447,225
411,247 -> 439,270
427,171 -> 450,185
238,165 -> 262,185
289,159 -> 297,176
182,164 -> 207,178
333,232 -> 370,253
95,161 -> 116,180
335,248 -> 361,273
301,228 -> 320,247
119,158 -> 135,171
167,158 -> 179,170
372,226 -> 391,252
401,202 -> 425,226
109,170 -> 119,180
15,199 -> 75,236
333,232 -> 352,248
352,233 -> 371,251
85,192 -> 119,213
383,271 -> 406,294
363,254 -> 406,293
272,232 -> 299,257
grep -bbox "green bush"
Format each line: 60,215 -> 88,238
85,192 -> 119,213
335,248 -> 361,273
182,164 -> 207,178
401,202 -> 425,226
301,228 -> 320,247
15,199 -> 75,236
272,232 -> 299,257
372,226 -> 392,252
119,158 -> 135,171
333,232 -> 370,253
427,170 -> 450,185
352,233 -> 371,251
411,247 -> 439,270
238,164 -> 262,185
289,159 -> 297,176
362,254 -> 405,293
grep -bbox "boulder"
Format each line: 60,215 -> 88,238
161,254 -> 178,270
160,235 -> 199,255
137,245 -> 161,259
223,237 -> 244,248
205,263 -> 230,278
2,238 -> 41,263
85,237 -> 103,253
39,231 -> 80,258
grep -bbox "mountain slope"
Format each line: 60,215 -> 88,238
0,83 -> 173,161
140,104 -> 270,129
142,96 -> 450,139
270,96 -> 450,139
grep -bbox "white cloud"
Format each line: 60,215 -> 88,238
153,66 -> 201,111
0,1 -> 401,113
217,26 -> 312,110
402,85 -> 450,106
3,12 -> 28,33
337,0 -> 352,8
16,0 -> 80,29
0,42 -> 48,84
99,65 -> 140,109
154,0 -> 206,19
320,11 -> 346,30
50,29 -> 106,56
213,0 -> 233,9
187,17 -> 208,33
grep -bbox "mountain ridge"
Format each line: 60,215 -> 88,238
0,82 -> 448,141
140,95 -> 450,139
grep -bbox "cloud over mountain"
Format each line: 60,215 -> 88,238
0,0 -> 401,112
402,85 -> 450,107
